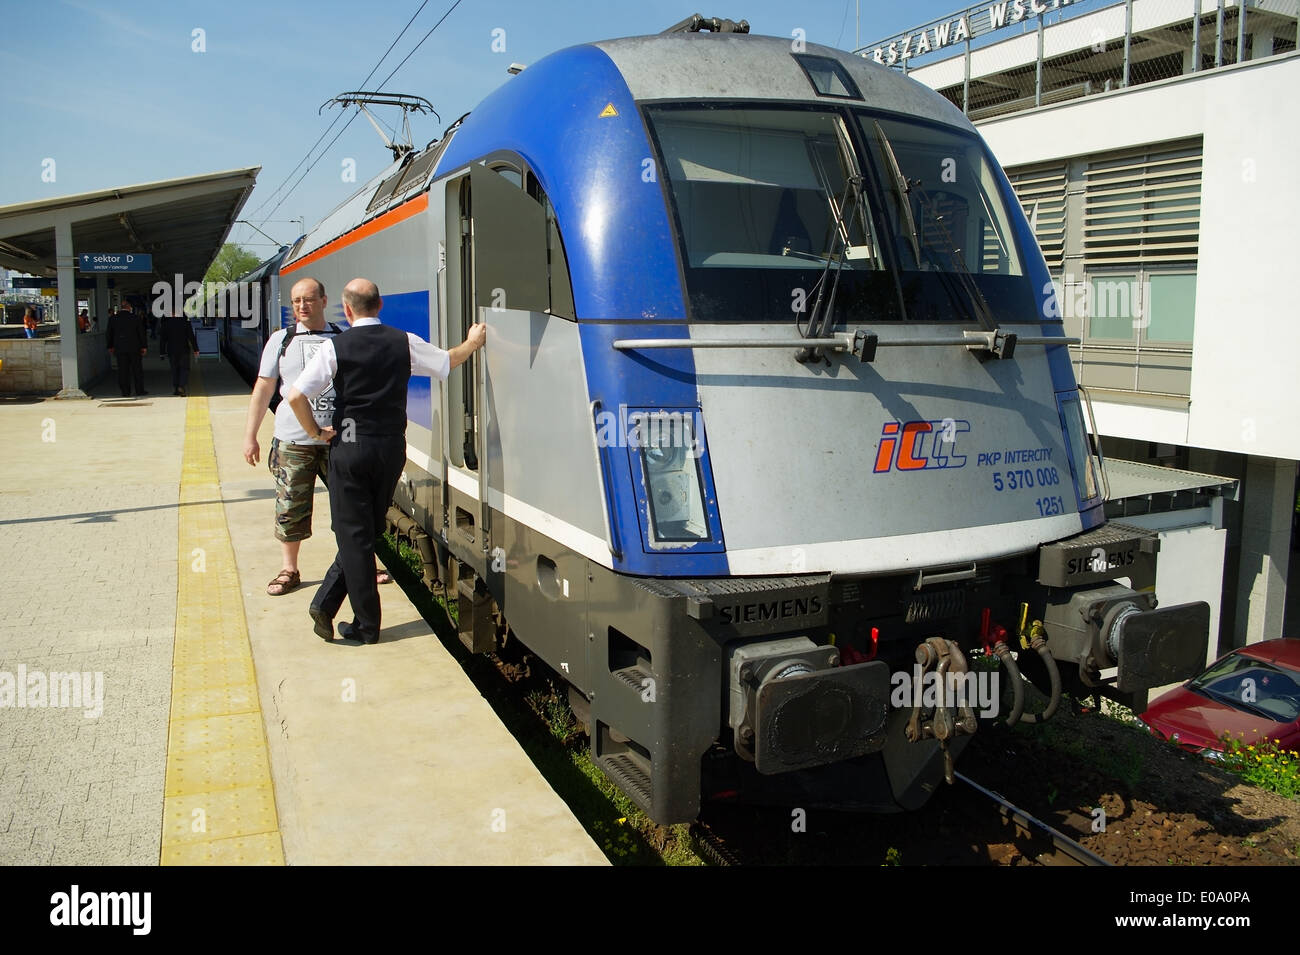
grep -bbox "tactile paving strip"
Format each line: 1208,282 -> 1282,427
162,366 -> 284,865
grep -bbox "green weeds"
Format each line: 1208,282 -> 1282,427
1220,734 -> 1300,799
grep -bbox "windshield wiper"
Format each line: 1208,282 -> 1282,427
795,173 -> 859,364
873,120 -> 922,270
909,180 -> 999,334
872,121 -> 1000,336
1190,685 -> 1277,721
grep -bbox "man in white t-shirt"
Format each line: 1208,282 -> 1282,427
242,276 -> 346,596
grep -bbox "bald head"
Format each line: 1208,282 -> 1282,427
342,278 -> 381,318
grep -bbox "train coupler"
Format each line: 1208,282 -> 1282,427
904,637 -> 979,784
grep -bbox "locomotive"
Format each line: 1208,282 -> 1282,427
230,18 -> 1210,823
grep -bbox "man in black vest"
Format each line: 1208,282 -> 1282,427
286,277 -> 486,644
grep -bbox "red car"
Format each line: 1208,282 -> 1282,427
1137,639 -> 1300,758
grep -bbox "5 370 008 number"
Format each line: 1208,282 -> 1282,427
992,466 -> 1060,492
1036,495 -> 1066,516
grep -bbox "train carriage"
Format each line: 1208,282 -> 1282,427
218,246 -> 288,374
260,24 -> 1210,823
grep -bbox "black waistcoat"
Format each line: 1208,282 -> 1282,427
331,323 -> 411,437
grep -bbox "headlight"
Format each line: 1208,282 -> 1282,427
633,411 -> 710,543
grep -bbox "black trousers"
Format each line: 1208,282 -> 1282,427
117,351 -> 144,396
312,433 -> 405,639
169,355 -> 192,390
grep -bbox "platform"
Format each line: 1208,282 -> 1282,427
0,353 -> 607,865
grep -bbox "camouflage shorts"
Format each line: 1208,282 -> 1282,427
268,438 -> 330,542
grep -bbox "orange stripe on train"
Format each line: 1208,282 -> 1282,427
280,193 -> 429,276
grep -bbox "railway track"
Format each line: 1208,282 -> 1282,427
689,773 -> 1111,867
955,771 -> 1111,867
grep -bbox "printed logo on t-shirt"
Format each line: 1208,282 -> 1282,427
300,339 -> 336,423
272,328 -> 338,441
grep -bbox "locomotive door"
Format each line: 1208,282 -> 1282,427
444,163 -> 549,566
442,174 -> 487,563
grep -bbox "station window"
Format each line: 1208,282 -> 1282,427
1087,273 -> 1139,340
1085,270 -> 1196,346
1144,273 -> 1196,343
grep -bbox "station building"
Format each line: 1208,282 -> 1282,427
860,0 -> 1299,657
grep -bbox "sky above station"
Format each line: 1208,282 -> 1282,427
5,0 -> 971,261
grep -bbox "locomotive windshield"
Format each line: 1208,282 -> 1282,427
645,104 -> 1042,325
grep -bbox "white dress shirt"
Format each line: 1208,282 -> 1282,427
290,317 -> 452,401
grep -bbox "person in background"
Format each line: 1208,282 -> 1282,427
22,307 -> 38,339
106,301 -> 147,397
78,309 -> 91,333
159,312 -> 199,396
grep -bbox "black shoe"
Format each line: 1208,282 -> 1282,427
138,390 -> 149,395
338,621 -> 379,645
178,387 -> 187,397
309,606 -> 334,642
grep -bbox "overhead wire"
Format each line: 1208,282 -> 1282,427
258,0 -> 464,225
260,0 -> 464,223
373,0 -> 465,91
244,0 -> 437,227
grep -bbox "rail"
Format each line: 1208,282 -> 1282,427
956,771 -> 1111,866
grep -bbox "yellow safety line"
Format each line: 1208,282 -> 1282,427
162,365 -> 285,864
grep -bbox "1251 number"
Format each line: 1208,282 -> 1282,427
1036,495 -> 1066,516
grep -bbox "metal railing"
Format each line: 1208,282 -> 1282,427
856,0 -> 1299,118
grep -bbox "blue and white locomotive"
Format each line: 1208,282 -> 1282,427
252,20 -> 1209,822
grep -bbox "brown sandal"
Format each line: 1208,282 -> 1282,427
267,569 -> 301,596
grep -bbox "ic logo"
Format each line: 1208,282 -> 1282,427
873,419 -> 970,473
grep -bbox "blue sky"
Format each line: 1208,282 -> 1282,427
3,0 -> 958,258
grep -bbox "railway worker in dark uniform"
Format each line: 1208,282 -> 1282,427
106,300 -> 147,397
158,312 -> 199,396
285,277 -> 487,644
242,277 -> 342,597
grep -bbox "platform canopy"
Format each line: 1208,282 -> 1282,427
0,166 -> 259,397
0,166 -> 260,293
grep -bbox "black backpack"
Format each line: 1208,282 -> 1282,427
267,322 -> 342,412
